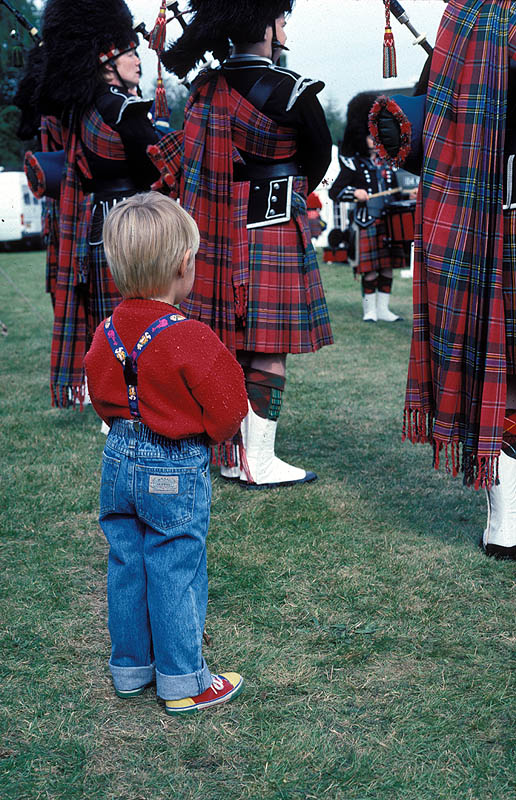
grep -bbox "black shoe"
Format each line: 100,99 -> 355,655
239,471 -> 318,490
479,536 -> 516,561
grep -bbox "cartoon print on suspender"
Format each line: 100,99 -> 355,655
103,312 -> 187,426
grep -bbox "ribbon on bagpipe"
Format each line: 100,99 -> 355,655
383,0 -> 397,78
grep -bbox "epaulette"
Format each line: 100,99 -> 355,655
107,86 -> 153,126
339,155 -> 357,171
267,64 -> 324,113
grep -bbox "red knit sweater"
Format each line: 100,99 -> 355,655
84,299 -> 248,443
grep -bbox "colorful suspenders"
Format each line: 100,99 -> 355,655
103,312 -> 187,423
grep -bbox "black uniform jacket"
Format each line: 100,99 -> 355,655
83,83 -> 160,192
221,54 -> 332,195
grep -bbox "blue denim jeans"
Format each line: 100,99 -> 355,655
99,418 -> 213,700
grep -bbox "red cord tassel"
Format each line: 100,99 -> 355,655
155,75 -> 169,120
383,0 -> 397,78
149,0 -> 167,52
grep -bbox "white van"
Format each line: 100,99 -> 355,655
0,169 -> 43,247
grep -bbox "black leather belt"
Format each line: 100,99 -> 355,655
91,178 -> 137,201
233,161 -> 303,182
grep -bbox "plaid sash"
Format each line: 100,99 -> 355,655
51,107 -> 125,408
404,0 -> 516,488
147,70 -> 297,354
81,107 -> 126,162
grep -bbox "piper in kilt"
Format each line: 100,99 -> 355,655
371,0 -> 516,560
329,92 -> 410,323
153,0 -> 333,489
17,0 -> 161,408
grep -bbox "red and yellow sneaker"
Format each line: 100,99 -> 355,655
165,672 -> 244,716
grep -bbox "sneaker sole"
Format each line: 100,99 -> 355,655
115,681 -> 154,699
165,676 -> 244,716
239,472 -> 318,490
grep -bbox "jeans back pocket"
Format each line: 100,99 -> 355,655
135,464 -> 198,534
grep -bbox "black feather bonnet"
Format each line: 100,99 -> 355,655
161,0 -> 295,80
341,92 -> 380,158
35,0 -> 137,116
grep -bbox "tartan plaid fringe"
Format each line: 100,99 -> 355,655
403,408 -> 499,489
51,381 -> 86,412
210,429 -> 253,482
211,440 -> 239,468
402,407 -> 432,445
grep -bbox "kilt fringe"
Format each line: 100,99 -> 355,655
403,408 -> 499,489
402,407 -> 432,444
211,431 -> 244,470
51,381 -> 85,411
210,429 -> 253,482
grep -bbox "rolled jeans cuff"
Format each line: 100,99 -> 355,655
156,657 -> 212,700
109,661 -> 156,691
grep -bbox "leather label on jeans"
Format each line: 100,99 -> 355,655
149,475 -> 179,494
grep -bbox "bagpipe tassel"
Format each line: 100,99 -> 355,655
154,63 -> 170,121
383,0 -> 397,78
149,0 -> 167,52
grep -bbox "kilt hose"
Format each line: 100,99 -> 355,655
355,218 -> 406,275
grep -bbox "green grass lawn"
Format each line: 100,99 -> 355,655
0,250 -> 514,800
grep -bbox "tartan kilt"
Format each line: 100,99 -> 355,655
355,218 -> 407,275
86,242 -> 122,339
234,213 -> 333,353
503,208 -> 516,375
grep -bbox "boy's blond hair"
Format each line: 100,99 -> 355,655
103,192 -> 200,298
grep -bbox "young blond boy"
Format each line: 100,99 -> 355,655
84,193 -> 248,715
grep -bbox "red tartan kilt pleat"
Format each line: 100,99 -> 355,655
503,209 -> 516,375
87,243 -> 123,338
355,218 -> 407,274
234,217 -> 333,353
